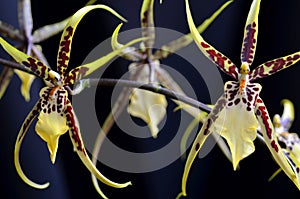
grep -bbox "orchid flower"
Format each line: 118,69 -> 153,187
0,0 -> 79,101
179,0 -> 300,197
111,0 -> 233,138
268,99 -> 300,181
90,1 -> 233,197
0,4 -> 144,196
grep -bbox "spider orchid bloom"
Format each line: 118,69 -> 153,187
110,0 -> 233,138
0,0 -> 78,101
0,4 -> 144,194
270,99 -> 300,180
179,0 -> 300,196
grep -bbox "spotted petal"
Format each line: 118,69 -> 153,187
178,94 -> 227,197
185,0 -> 238,80
64,27 -> 146,85
0,37 -> 57,84
153,0 -> 233,60
240,0 -> 260,66
35,87 -> 69,163
140,0 -> 155,51
128,62 -> 167,138
250,52 -> 300,81
14,99 -> 50,189
64,99 -> 132,193
56,4 -> 127,76
217,81 -> 261,170
255,97 -> 300,190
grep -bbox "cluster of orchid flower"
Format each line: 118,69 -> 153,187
0,0 -> 300,198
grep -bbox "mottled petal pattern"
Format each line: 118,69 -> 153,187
179,94 -> 226,197
216,81 -> 261,169
14,99 -> 50,189
140,0 -> 155,51
35,87 -> 69,163
0,37 -> 57,84
255,97 -> 300,189
185,0 -> 238,80
56,4 -> 126,76
64,32 -> 146,85
240,0 -> 260,65
153,0 -> 233,60
65,100 -> 132,190
250,52 -> 300,81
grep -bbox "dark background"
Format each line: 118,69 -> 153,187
1,0 -> 300,198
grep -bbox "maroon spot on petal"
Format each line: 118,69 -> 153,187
234,98 -> 240,105
195,143 -> 200,151
226,84 -> 232,89
200,42 -> 210,48
271,140 -> 279,153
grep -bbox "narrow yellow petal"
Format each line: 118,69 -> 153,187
65,101 -> 132,191
57,4 -> 127,74
65,28 -> 147,84
14,70 -> 35,101
15,100 -> 50,189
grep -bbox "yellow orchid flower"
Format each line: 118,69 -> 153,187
0,0 -> 95,101
0,4 -> 145,198
179,0 -> 300,197
268,99 -> 300,182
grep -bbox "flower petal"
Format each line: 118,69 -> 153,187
14,99 -> 50,189
35,87 -> 69,163
0,36 -> 56,84
128,62 -> 167,138
153,0 -> 233,60
280,99 -> 295,131
140,0 -> 155,51
255,97 -> 300,190
240,0 -> 261,66
65,99 -> 132,192
250,51 -> 300,81
14,70 -> 35,101
180,111 -> 207,159
56,4 -> 127,76
64,28 -> 146,85
179,94 -> 227,197
214,81 -> 261,169
111,23 -> 144,61
185,0 -> 238,80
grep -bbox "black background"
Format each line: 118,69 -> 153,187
1,0 -> 300,198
